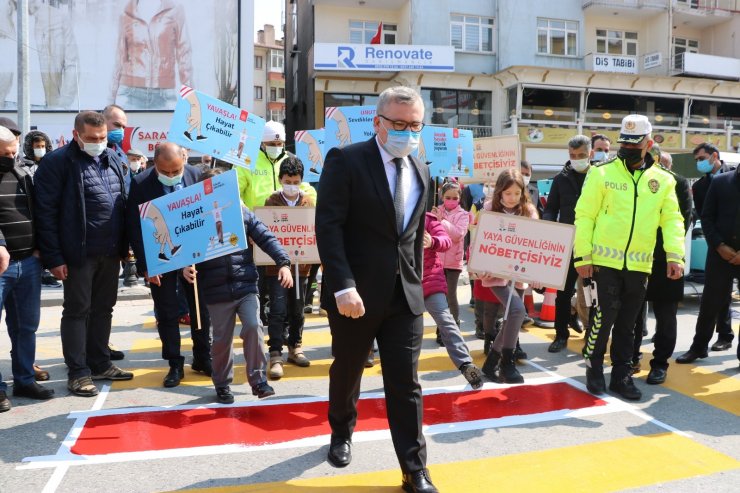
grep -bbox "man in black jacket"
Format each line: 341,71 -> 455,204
316,87 -> 437,493
34,111 -> 133,397
690,142 -> 735,352
677,165 -> 740,368
542,134 -> 593,352
0,126 -> 55,412
127,142 -> 211,388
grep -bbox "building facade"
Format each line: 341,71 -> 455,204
285,0 -> 740,171
254,24 -> 287,122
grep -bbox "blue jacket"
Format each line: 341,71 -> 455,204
197,206 -> 290,305
127,164 -> 204,275
34,140 -> 128,268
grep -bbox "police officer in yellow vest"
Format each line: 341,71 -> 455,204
574,115 -> 685,401
236,121 -> 317,210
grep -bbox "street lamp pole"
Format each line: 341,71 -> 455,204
17,0 -> 30,135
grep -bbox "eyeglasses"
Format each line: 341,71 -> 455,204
378,114 -> 424,132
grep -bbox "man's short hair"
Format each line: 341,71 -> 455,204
568,134 -> 591,151
74,111 -> 106,132
102,104 -> 125,118
591,133 -> 611,147
520,160 -> 531,172
0,126 -> 16,144
279,156 -> 305,180
693,142 -> 720,160
377,86 -> 423,115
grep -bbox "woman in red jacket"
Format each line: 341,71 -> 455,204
423,213 -> 483,389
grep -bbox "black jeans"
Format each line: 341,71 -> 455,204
633,300 -> 678,369
691,250 -> 740,352
304,263 -> 321,306
61,255 -> 119,379
583,266 -> 648,379
267,275 -> 308,353
149,270 -> 211,367
555,259 -> 579,339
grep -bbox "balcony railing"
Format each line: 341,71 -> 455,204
673,0 -> 740,13
672,52 -> 740,81
583,0 -> 669,9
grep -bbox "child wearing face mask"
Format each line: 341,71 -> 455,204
431,181 -> 470,331
479,169 -> 540,384
263,157 -> 314,379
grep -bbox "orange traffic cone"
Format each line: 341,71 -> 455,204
535,288 -> 557,328
523,286 -> 539,319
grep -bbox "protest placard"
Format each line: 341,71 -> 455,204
469,135 -> 521,183
324,106 -> 376,151
468,211 -> 575,290
138,169 -> 247,276
294,129 -> 325,182
168,85 -> 265,169
252,207 -> 320,266
420,127 -> 474,179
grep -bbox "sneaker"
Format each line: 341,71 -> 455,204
287,345 -> 311,367
158,253 -> 170,262
460,363 -> 484,390
183,131 -> 193,141
178,314 -> 191,326
216,386 -> 234,404
609,375 -> 642,401
68,376 -> 99,397
91,365 -> 134,381
252,382 -> 275,399
171,245 -> 182,257
0,391 -> 10,412
269,351 -> 284,379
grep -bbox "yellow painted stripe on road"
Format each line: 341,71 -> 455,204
526,326 -> 740,416
175,433 -> 739,493
112,345 -> 485,390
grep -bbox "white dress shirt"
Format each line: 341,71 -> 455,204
334,137 -> 422,298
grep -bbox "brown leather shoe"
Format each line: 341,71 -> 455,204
33,364 -> 50,382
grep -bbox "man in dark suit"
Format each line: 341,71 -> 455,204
127,142 -> 211,388
316,86 -> 437,493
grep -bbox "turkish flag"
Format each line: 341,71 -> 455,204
370,22 -> 382,44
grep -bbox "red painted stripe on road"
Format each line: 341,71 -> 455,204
71,383 -> 604,456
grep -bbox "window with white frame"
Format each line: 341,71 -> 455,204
537,18 -> 578,56
596,29 -> 637,56
676,0 -> 699,8
254,86 -> 263,100
349,21 -> 396,44
672,37 -> 699,69
255,55 -> 263,69
269,109 -> 285,122
270,50 -> 284,72
450,15 -> 494,52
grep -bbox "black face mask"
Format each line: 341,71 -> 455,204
0,156 -> 15,173
617,147 -> 644,168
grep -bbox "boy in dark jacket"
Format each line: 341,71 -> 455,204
183,169 -> 293,404
264,157 -> 314,378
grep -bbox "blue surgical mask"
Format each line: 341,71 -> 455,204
696,159 -> 713,174
380,120 -> 420,158
592,151 -> 608,162
107,128 -> 124,145
158,172 -> 183,188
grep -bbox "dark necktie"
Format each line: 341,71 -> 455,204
393,157 -> 405,235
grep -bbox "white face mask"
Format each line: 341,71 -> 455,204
522,175 -> 531,186
129,159 -> 142,172
282,184 -> 300,197
265,145 -> 283,160
571,158 -> 590,173
78,136 -> 107,157
33,148 -> 46,159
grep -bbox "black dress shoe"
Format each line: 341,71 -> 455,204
327,437 -> 352,468
548,337 -> 568,353
711,339 -> 732,351
0,391 -> 10,412
164,366 -> 184,388
109,345 -> 125,361
192,359 -> 213,377
609,375 -> 642,401
646,367 -> 667,385
586,367 -> 606,395
13,382 -> 55,400
402,469 -> 439,493
675,349 -> 708,364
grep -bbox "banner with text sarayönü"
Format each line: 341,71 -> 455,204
324,106 -> 376,152
468,211 -> 575,290
420,127 -> 474,179
294,129 -> 325,182
252,207 -> 319,266
138,169 -> 247,276
169,86 -> 264,169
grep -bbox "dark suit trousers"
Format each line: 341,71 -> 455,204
691,250 -> 740,352
150,270 -> 211,367
328,276 -> 426,474
633,300 -> 678,369
555,259 -> 579,339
